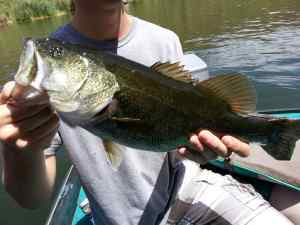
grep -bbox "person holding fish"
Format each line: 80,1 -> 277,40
0,0 -> 296,224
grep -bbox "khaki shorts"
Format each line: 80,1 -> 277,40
167,161 -> 294,225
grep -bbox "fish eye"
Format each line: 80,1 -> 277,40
50,46 -> 64,58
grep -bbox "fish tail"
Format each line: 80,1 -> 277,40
265,119 -> 300,160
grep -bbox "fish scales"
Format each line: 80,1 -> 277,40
13,38 -> 300,167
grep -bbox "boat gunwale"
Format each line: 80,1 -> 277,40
45,166 -> 80,225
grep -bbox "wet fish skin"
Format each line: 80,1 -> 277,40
13,38 -> 300,166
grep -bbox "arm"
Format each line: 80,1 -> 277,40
1,148 -> 56,209
0,81 -> 58,209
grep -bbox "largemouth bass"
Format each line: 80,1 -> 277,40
13,38 -> 300,168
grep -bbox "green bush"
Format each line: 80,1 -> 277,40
55,0 -> 70,11
1,0 -> 69,23
0,0 -> 15,19
14,3 -> 32,23
31,1 -> 57,17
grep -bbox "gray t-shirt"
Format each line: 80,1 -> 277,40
49,16 -> 187,225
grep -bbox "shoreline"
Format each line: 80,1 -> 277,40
31,11 -> 67,22
0,11 -> 68,28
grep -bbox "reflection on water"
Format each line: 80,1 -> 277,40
130,0 -> 300,109
1,0 -> 299,109
0,16 -> 72,225
0,1 -> 299,223
0,15 -> 71,81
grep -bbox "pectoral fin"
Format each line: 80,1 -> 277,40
103,140 -> 123,170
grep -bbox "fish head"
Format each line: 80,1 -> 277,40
15,38 -> 69,93
15,38 -> 120,124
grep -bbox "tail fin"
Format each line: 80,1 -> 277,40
265,119 -> 300,160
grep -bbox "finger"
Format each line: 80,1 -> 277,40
0,81 -> 41,106
10,83 -> 29,100
17,129 -> 58,150
26,113 -> 59,140
176,146 -> 218,164
16,91 -> 49,106
16,115 -> 59,150
34,130 -> 58,150
221,135 -> 250,157
188,133 -> 204,151
17,107 -> 56,132
8,87 -> 48,107
197,130 -> 228,157
176,145 -> 188,157
0,104 -> 48,126
0,81 -> 16,104
0,107 -> 56,141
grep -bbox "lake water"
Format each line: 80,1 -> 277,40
0,0 -> 300,224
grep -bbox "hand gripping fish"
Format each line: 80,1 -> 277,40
12,38 -> 300,169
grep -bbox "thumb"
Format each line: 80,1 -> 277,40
0,81 -> 16,104
0,81 -> 29,104
176,146 -> 218,164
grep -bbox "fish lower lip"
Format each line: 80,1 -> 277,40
89,100 -> 115,124
95,104 -> 110,117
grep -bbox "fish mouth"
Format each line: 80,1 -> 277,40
89,98 -> 118,124
57,98 -> 114,126
89,103 -> 112,124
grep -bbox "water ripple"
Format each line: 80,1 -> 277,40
194,24 -> 300,108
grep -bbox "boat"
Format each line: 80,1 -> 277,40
45,54 -> 300,225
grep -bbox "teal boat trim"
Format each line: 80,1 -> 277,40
208,108 -> 300,192
209,159 -> 300,192
260,107 -> 300,115
45,166 -> 81,225
71,188 -> 93,225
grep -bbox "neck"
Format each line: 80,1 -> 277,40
71,8 -> 131,41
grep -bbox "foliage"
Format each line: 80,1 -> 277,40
0,0 -> 70,24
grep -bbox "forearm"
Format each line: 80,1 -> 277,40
1,143 -> 56,209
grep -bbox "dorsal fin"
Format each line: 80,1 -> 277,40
151,61 -> 194,83
197,74 -> 257,114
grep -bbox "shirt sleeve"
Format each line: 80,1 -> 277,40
172,33 -> 184,62
43,132 -> 63,156
159,31 -> 185,64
